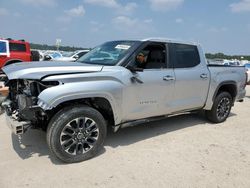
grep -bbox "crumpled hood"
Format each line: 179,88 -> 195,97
2,61 -> 103,80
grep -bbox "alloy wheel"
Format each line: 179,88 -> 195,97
216,97 -> 231,121
60,117 -> 99,155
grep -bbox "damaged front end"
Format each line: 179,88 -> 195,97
0,61 -> 103,135
1,76 -> 58,135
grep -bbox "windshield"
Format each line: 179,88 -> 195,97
77,41 -> 138,65
49,52 -> 62,58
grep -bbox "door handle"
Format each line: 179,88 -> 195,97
163,75 -> 175,81
200,74 -> 208,79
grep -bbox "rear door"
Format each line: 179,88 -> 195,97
169,43 -> 210,112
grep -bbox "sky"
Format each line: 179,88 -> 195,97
1,0 -> 250,55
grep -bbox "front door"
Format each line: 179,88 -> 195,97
122,42 -> 175,121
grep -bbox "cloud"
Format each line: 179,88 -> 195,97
230,0 -> 250,12
42,27 -> 49,33
90,21 -> 104,32
112,16 -> 155,35
84,0 -> 119,8
84,0 -> 137,15
20,0 -> 56,7
0,8 -> 9,16
122,2 -> 137,14
13,12 -> 22,17
148,0 -> 184,11
175,18 -> 183,23
112,16 -> 153,28
115,2 -> 137,15
144,19 -> 153,23
208,27 -> 228,33
57,5 -> 85,23
56,16 -> 72,23
65,5 -> 85,17
112,16 -> 138,27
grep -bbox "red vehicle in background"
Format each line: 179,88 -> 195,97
0,38 -> 39,69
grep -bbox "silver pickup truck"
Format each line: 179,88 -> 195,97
1,38 -> 247,163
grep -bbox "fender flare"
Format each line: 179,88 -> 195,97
39,93 -> 121,125
37,81 -> 123,124
212,81 -> 237,101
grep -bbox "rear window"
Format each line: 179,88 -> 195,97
9,43 -> 26,52
171,43 -> 200,68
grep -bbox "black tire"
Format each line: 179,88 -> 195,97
205,92 -> 233,123
47,105 -> 107,163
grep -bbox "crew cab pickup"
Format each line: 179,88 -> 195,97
1,38 -> 247,163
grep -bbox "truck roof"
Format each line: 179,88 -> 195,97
141,38 -> 199,46
0,38 -> 28,44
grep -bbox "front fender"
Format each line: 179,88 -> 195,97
37,80 -> 123,124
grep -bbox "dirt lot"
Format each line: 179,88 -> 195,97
0,87 -> 250,188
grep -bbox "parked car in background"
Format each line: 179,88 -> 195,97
0,38 -> 40,69
43,51 -> 62,61
245,63 -> 250,84
53,50 -> 90,62
223,60 -> 241,66
31,50 -> 46,61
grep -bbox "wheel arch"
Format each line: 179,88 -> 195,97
44,96 -> 118,128
212,81 -> 237,102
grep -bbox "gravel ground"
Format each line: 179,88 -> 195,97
0,87 -> 250,188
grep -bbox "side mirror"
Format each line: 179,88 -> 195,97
126,65 -> 143,73
73,55 -> 79,59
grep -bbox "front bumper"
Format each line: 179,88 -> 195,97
5,113 -> 31,135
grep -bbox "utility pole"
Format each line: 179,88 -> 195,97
56,39 -> 62,51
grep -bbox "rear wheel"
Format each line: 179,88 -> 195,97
47,105 -> 107,163
205,92 -> 233,123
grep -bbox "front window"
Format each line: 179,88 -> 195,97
77,41 -> 138,65
133,43 -> 167,69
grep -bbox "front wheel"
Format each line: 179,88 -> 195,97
205,92 -> 233,123
47,105 -> 107,163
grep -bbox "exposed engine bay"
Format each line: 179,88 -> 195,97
2,77 -> 59,126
